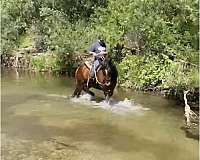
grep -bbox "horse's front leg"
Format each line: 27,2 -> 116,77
83,85 -> 95,97
105,94 -> 110,103
72,85 -> 83,98
103,91 -> 110,103
104,89 -> 114,103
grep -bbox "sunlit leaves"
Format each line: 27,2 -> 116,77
118,55 -> 198,90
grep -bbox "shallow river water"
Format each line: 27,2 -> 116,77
1,69 -> 199,160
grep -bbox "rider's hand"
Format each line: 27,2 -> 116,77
99,51 -> 108,55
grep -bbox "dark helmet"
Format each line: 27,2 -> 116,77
98,35 -> 106,47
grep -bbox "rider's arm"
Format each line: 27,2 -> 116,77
89,51 -> 107,57
98,51 -> 107,55
89,51 -> 97,56
88,42 -> 107,57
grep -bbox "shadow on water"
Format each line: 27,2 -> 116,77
180,126 -> 199,141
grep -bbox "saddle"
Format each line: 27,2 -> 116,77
85,60 -> 103,87
84,60 -> 103,77
84,55 -> 106,87
84,60 -> 92,70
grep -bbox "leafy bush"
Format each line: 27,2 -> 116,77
1,0 -> 39,53
118,55 -> 198,90
31,53 -> 61,71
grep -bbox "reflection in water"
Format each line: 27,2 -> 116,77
1,69 -> 199,160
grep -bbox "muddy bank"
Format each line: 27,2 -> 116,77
1,48 -> 80,76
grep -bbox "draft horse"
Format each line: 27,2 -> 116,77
72,58 -> 118,101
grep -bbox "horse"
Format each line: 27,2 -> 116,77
72,58 -> 118,102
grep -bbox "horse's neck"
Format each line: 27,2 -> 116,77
96,68 -> 107,84
108,62 -> 118,79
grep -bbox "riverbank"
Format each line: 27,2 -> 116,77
1,48 -> 80,76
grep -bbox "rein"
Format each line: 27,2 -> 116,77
95,65 -> 110,86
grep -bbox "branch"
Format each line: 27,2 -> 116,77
123,46 -> 141,52
176,59 -> 198,67
184,90 -> 198,126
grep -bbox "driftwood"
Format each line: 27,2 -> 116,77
184,91 -> 198,127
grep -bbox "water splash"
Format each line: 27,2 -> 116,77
71,94 -> 150,115
71,93 -> 95,102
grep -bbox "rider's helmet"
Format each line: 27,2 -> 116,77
98,35 -> 106,48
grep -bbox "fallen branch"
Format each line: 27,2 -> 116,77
184,90 -> 198,126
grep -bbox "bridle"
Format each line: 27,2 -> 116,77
95,59 -> 111,86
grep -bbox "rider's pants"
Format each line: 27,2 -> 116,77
91,59 -> 101,78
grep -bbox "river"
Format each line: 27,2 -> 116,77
1,69 -> 199,160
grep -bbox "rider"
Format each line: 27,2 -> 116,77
89,36 -> 107,79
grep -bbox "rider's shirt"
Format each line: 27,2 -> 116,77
89,40 -> 106,59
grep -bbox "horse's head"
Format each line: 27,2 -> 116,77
100,58 -> 113,86
90,57 -> 118,101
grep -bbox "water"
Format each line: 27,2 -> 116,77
1,69 -> 199,160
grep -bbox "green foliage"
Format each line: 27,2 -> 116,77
2,0 -> 198,56
1,0 -> 41,53
2,0 -> 199,92
118,55 -> 198,90
189,69 -> 199,88
31,52 -> 78,76
18,33 -> 34,48
32,53 -> 61,72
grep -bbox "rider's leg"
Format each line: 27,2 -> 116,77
91,59 -> 100,78
94,59 -> 101,76
90,64 -> 95,78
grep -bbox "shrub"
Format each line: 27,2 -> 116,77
118,55 -> 198,90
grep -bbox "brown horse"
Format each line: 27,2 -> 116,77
72,58 -> 118,101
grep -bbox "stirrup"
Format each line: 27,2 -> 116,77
87,77 -> 90,87
87,76 -> 95,87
